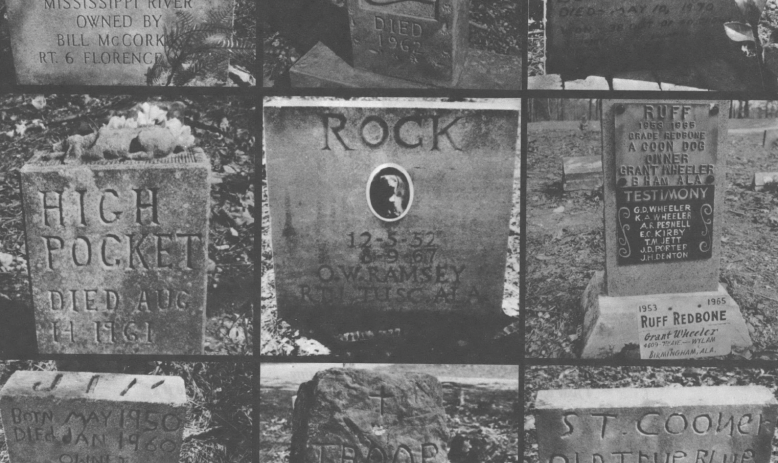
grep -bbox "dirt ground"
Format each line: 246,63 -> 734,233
526,118 -> 778,360
524,365 -> 778,463
260,364 -> 519,463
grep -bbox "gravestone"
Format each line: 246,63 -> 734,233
753,172 -> 778,191
6,0 -> 234,85
535,386 -> 778,463
545,0 -> 742,77
580,100 -> 751,358
21,150 -> 210,354
290,368 -> 448,463
264,98 -> 519,344
0,370 -> 187,463
346,0 -> 469,86
562,156 -> 602,191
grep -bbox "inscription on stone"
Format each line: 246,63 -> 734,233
536,386 -> 778,463
21,153 -> 210,354
264,99 -> 518,335
290,368 -> 448,463
614,103 -> 718,266
346,0 -> 470,86
0,371 -> 187,463
546,0 -> 741,76
6,0 -> 234,85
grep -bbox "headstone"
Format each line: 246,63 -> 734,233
762,129 -> 778,148
753,172 -> 778,191
562,156 -> 602,192
545,0 -> 742,77
536,386 -> 778,463
6,0 -> 234,85
289,42 -> 522,89
580,100 -> 752,358
21,151 -> 210,354
0,370 -> 187,463
346,0 -> 470,86
264,98 -> 519,342
290,368 -> 448,463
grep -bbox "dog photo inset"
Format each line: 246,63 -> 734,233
367,164 -> 413,222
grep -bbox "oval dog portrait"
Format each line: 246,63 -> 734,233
366,164 -> 413,222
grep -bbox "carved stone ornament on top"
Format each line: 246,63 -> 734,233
46,103 -> 196,165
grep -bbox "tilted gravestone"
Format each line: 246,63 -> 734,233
6,0 -> 235,85
21,150 -> 210,354
0,370 -> 187,463
346,0 -> 470,86
580,100 -> 751,358
264,98 -> 519,344
545,0 -> 742,77
535,386 -> 778,463
290,368 -> 448,463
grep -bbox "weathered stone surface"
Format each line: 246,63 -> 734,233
753,172 -> 778,191
290,368 -> 448,463
7,0 -> 234,85
0,370 -> 187,463
536,385 -> 778,463
290,41 -> 520,89
601,100 -> 727,296
762,129 -> 778,148
346,0 -> 470,86
579,271 -> 751,358
563,156 -> 602,192
546,0 -> 741,77
564,76 -> 608,91
21,151 -> 210,354
528,74 -> 563,90
611,72 -> 661,91
264,99 -> 519,338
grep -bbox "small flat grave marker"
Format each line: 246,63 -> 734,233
536,386 -> 778,463
6,0 -> 235,85
21,152 -> 210,354
0,370 -> 187,463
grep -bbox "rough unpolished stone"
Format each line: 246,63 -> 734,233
0,370 -> 187,463
536,386 -> 778,463
291,368 -> 449,463
564,76 -> 608,91
6,0 -> 235,86
528,74 -> 563,90
21,151 -> 210,354
753,172 -> 778,191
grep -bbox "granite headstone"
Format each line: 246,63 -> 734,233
536,386 -> 778,463
21,151 -> 210,354
264,98 -> 519,341
0,370 -> 187,463
6,0 -> 235,85
546,0 -> 742,77
290,368 -> 448,463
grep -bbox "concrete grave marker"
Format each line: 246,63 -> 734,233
290,368 -> 448,463
536,386 -> 778,463
0,370 -> 187,463
579,100 -> 751,358
264,98 -> 519,341
546,0 -> 742,77
346,0 -> 470,86
6,0 -> 234,85
21,151 -> 210,354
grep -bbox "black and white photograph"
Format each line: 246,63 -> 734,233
528,0 -> 778,91
262,0 -> 522,89
0,94 -> 255,357
0,359 -> 253,463
0,0 -> 256,87
260,363 -> 519,463
260,97 -> 521,361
